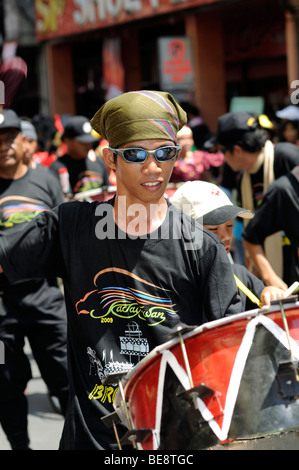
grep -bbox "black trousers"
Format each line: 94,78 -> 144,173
0,280 -> 68,450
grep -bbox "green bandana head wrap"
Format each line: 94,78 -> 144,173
90,90 -> 187,148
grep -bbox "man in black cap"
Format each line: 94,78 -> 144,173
0,92 -> 242,450
217,111 -> 299,289
50,115 -> 109,197
0,109 -> 69,450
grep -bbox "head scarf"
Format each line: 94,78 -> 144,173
90,90 -> 187,148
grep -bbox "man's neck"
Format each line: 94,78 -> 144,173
113,195 -> 168,236
0,163 -> 28,180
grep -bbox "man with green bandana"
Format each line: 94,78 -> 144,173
0,91 -> 242,450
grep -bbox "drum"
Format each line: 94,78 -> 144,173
73,186 -> 116,202
113,298 -> 299,450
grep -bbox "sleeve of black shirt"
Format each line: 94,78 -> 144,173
274,142 -> 299,178
0,206 -> 64,282
242,174 -> 289,245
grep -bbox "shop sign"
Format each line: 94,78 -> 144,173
35,0 -> 215,40
158,37 -> 195,93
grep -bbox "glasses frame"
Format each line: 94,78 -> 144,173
108,145 -> 182,163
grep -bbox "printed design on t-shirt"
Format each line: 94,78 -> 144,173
87,321 -> 144,404
0,195 -> 48,228
74,171 -> 104,193
252,182 -> 264,207
87,321 -> 149,404
76,267 -> 178,326
119,321 -> 149,360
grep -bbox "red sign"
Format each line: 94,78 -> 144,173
158,37 -> 194,91
164,38 -> 192,83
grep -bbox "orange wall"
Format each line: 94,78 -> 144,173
185,11 -> 226,132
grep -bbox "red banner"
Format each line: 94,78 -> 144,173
35,0 -> 218,40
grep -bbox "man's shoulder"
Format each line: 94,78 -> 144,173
50,155 -> 68,167
274,142 -> 299,162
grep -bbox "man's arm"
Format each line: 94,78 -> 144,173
242,239 -> 288,290
0,209 -> 62,283
242,175 -> 292,289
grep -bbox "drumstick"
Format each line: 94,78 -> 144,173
285,281 -> 299,298
234,275 -> 262,308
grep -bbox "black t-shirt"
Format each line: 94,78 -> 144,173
248,142 -> 299,208
232,263 -> 264,311
0,198 -> 242,449
243,173 -> 299,285
50,153 -> 109,195
0,166 -> 65,312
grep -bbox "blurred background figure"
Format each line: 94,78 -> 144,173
31,115 -> 60,168
180,103 -> 211,150
49,115 -> 109,198
20,119 -> 38,168
0,109 -> 68,450
275,119 -> 299,146
217,111 -> 299,280
243,166 -> 299,289
95,138 -> 116,186
170,125 -> 224,184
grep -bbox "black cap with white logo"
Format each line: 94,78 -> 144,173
62,116 -> 99,143
0,109 -> 21,130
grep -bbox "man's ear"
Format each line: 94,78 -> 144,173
232,144 -> 242,156
102,147 -> 117,170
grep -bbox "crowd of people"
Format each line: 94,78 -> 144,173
0,90 -> 298,450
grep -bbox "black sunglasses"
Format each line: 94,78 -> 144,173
108,145 -> 181,163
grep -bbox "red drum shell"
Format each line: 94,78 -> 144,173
114,302 -> 299,450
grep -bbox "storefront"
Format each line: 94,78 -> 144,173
34,0 -> 292,131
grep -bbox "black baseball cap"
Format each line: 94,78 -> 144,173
0,109 -> 21,130
62,115 -> 99,143
216,112 -> 258,147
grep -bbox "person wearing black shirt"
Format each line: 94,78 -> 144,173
50,115 -> 109,196
243,166 -> 299,288
0,92 -> 242,450
0,109 -> 69,450
217,112 -> 299,287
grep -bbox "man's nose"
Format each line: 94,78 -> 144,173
142,155 -> 162,172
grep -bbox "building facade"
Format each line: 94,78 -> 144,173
2,0 -> 299,132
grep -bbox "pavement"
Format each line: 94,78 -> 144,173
0,340 -> 65,451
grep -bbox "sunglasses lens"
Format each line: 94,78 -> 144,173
123,149 -> 147,162
120,146 -> 179,162
156,147 -> 177,161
